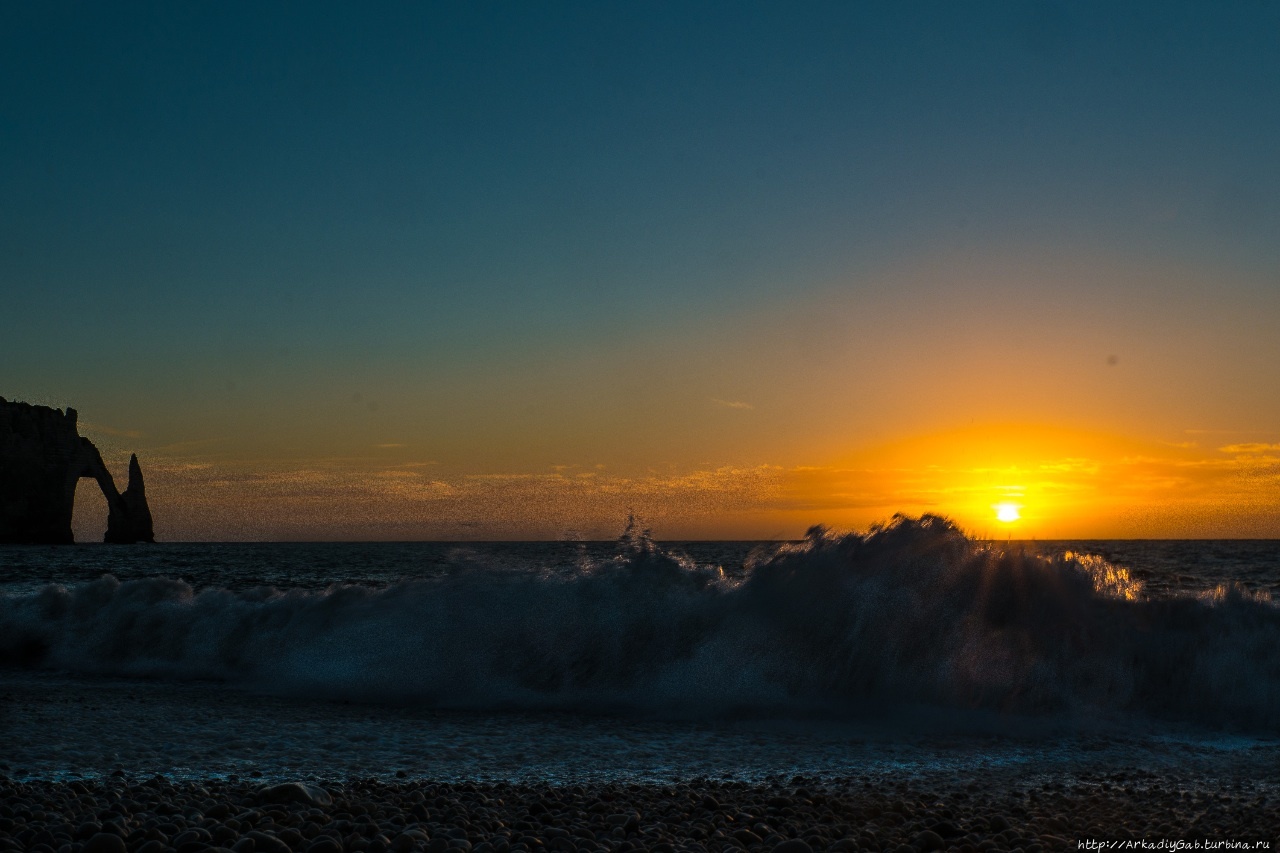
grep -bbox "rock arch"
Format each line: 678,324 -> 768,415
1,397 -> 154,544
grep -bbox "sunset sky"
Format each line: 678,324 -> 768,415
3,3 -> 1279,540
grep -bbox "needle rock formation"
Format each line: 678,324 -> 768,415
0,396 -> 155,544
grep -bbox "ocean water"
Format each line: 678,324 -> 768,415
2,516 -> 1279,784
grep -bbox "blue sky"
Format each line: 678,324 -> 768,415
4,2 -> 1279,538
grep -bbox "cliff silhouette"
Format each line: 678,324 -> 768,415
0,397 -> 154,544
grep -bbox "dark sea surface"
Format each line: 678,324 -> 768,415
2,520 -> 1279,784
4,536 -> 1280,597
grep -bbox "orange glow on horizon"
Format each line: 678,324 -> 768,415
776,422 -> 1280,539
84,420 -> 1280,541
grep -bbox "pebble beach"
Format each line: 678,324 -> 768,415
4,668 -> 1279,852
3,767 -> 1278,853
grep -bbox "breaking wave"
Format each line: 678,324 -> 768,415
2,515 -> 1278,729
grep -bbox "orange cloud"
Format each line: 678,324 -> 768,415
1220,443 -> 1280,454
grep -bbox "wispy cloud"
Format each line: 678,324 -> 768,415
711,398 -> 753,410
143,457 -> 786,539
149,437 -> 227,453
145,461 -> 213,473
1219,443 -> 1280,454
80,421 -> 143,439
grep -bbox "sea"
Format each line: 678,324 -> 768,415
2,516 -> 1279,786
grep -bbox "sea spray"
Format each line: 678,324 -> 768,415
2,515 -> 1278,729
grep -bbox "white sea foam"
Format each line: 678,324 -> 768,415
2,516 -> 1278,729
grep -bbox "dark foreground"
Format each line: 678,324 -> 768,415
1,772 -> 1276,853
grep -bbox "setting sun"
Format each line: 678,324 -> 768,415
994,502 -> 1021,523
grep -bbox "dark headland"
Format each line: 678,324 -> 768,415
0,396 -> 154,544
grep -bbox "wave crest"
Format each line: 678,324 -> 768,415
2,515 -> 1278,729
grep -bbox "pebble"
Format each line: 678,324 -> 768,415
246,830 -> 293,853
912,828 -> 945,851
771,841 -> 813,853
82,833 -> 127,853
258,781 -> 333,808
0,771 -> 1274,853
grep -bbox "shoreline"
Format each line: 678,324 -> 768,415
1,771 -> 1276,853
5,670 -> 1280,788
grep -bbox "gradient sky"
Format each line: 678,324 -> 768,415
3,2 -> 1279,540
